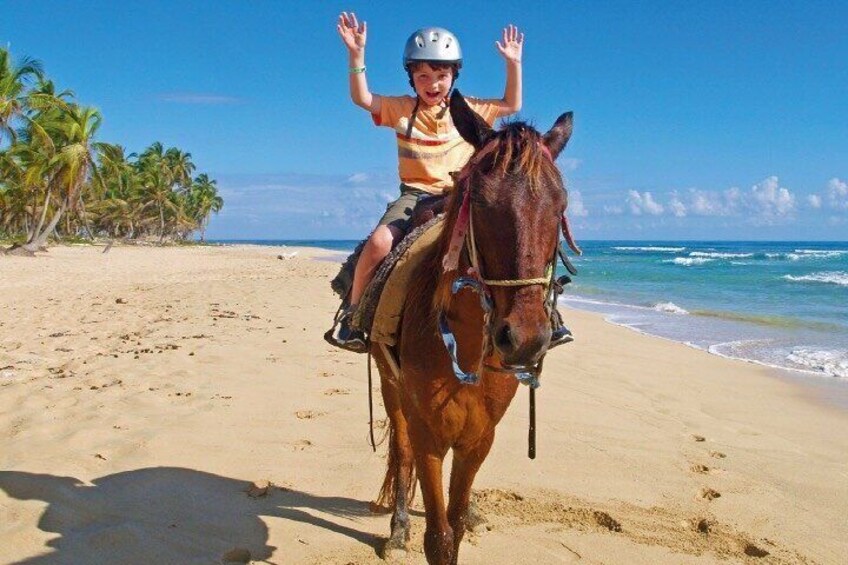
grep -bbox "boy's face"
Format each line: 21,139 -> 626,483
411,63 -> 454,107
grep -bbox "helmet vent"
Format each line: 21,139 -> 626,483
415,36 -> 425,48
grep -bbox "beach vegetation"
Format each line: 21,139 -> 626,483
0,46 -> 223,255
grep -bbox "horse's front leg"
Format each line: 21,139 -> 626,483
413,440 -> 453,565
447,431 -> 495,565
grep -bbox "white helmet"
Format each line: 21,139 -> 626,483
403,27 -> 463,70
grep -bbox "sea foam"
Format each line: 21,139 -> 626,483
787,250 -> 848,261
653,302 -> 689,315
689,251 -> 754,259
663,257 -> 714,266
613,246 -> 685,252
786,348 -> 848,378
783,271 -> 848,287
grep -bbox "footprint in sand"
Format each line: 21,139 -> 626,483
323,388 -> 350,396
692,434 -> 706,442
295,410 -> 325,420
710,451 -> 726,459
700,488 -> 721,501
743,542 -> 770,558
691,464 -> 710,474
292,439 -> 313,451
685,517 -> 714,535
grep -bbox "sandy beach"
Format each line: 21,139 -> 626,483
1,244 -> 846,564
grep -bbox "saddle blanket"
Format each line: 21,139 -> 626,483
354,216 -> 444,346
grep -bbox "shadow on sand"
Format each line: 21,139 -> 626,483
0,466 -> 381,564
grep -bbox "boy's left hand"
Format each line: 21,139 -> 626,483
496,24 -> 524,63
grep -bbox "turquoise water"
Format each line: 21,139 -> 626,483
557,241 -> 848,380
216,239 -> 848,380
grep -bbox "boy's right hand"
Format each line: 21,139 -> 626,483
337,12 -> 367,54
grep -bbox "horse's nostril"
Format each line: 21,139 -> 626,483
494,323 -> 514,352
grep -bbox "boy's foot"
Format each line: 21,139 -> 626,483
549,325 -> 574,349
329,314 -> 369,353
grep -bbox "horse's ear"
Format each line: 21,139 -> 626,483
450,90 -> 493,149
542,111 -> 574,160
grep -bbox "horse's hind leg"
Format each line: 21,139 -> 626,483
372,351 -> 415,557
446,431 -> 495,564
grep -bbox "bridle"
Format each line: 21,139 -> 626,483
438,140 -> 563,389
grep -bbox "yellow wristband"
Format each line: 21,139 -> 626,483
349,66 -> 366,74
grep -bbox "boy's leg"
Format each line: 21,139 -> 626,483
350,225 -> 404,305
329,187 -> 422,353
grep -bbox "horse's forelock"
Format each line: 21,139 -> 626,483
427,121 -> 564,315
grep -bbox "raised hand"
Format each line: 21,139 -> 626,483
337,12 -> 367,53
496,24 -> 524,63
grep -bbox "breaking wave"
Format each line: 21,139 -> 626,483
663,257 -> 714,266
783,271 -> 848,287
653,302 -> 689,315
689,251 -> 754,259
786,348 -> 848,379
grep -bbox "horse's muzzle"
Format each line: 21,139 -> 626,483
490,317 -> 551,368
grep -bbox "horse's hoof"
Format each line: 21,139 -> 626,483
381,536 -> 409,561
465,500 -> 489,533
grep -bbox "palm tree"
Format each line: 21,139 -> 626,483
188,173 -> 223,241
164,147 -> 195,190
13,103 -> 102,253
0,47 -> 43,144
2,46 -> 223,250
137,153 -> 179,241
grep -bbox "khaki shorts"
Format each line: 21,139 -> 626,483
378,184 -> 429,233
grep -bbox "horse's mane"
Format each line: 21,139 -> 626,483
408,121 -> 564,321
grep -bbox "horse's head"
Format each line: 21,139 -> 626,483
449,90 -> 573,370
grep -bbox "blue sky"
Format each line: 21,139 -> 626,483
4,1 -> 847,240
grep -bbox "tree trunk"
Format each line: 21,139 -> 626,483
77,196 -> 95,240
21,198 -> 68,252
158,203 -> 165,244
30,189 -> 52,244
27,190 -> 38,241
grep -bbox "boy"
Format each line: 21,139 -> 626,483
332,14 -> 571,352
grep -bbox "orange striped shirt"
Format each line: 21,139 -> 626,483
372,95 -> 500,195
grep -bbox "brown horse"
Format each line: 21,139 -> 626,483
371,90 -> 574,565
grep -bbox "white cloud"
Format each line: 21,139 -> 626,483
346,172 -> 370,184
603,205 -> 624,215
210,171 -> 400,239
680,178 -> 793,222
827,177 -> 848,210
559,158 -> 582,172
689,189 -> 727,216
807,194 -> 822,209
568,190 -> 588,217
668,193 -> 687,217
627,190 -> 664,216
748,176 -> 794,219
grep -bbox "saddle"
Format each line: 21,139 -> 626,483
330,196 -> 446,345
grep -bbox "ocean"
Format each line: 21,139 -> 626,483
218,239 -> 848,381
